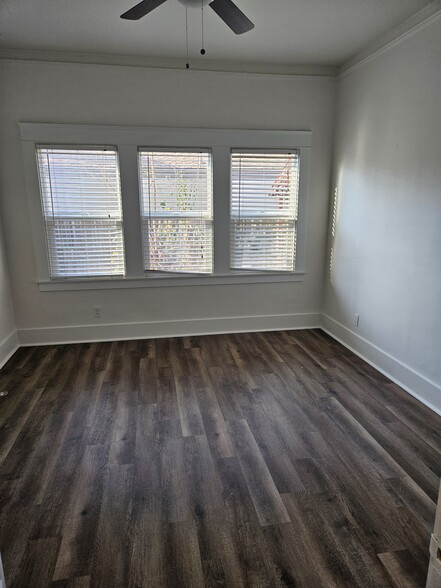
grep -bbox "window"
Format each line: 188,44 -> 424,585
138,150 -> 213,274
22,124 -> 310,290
36,147 -> 125,278
231,152 -> 299,272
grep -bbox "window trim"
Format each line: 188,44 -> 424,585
20,123 -> 311,291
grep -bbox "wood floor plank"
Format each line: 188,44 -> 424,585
170,339 -> 205,437
16,408 -> 74,507
186,347 -> 235,459
227,418 -> 291,527
321,396 -> 405,480
51,577 -> 90,588
242,402 -> 306,494
327,368 -> 399,425
214,456 -> 279,586
12,537 -> 61,588
0,387 -> 45,470
183,434 -> 223,523
0,503 -> 43,586
324,389 -> 440,500
161,436 -> 191,523
156,366 -> 182,440
262,515 -> 342,587
385,400 -> 441,453
378,549 -> 428,588
386,476 -> 436,533
301,429 -> 408,554
90,464 -> 134,588
206,365 -> 246,422
388,419 -> 441,475
138,357 -> 157,405
155,337 -> 171,368
128,518 -> 166,588
163,520 -> 205,588
52,444 -> 109,581
284,491 -> 392,588
0,329 -> 439,587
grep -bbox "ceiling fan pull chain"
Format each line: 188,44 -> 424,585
185,7 -> 190,68
201,0 -> 206,55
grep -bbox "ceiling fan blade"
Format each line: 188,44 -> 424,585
209,0 -> 254,34
120,0 -> 168,20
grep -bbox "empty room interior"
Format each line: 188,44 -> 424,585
1,0 -> 441,586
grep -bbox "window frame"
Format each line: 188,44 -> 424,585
230,149 -> 301,273
138,148 -> 214,275
20,123 -> 311,291
36,145 -> 126,279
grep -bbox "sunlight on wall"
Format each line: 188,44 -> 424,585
329,185 -> 338,283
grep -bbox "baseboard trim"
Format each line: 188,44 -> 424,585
17,313 -> 321,346
320,313 -> 441,417
0,330 -> 19,369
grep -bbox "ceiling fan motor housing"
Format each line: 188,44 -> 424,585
177,0 -> 211,7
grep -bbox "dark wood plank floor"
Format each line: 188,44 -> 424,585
0,329 -> 440,588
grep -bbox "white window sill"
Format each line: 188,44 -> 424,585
37,271 -> 305,291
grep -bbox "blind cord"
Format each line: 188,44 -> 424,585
185,8 -> 190,69
46,152 -> 56,223
201,0 -> 205,55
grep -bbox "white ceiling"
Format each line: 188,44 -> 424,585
0,0 -> 434,67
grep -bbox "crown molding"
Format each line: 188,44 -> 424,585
3,2 -> 439,82
0,48 -> 337,78
339,0 -> 441,78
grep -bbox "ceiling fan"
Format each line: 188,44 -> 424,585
120,0 -> 254,35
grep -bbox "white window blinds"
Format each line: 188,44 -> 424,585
138,150 -> 213,274
231,151 -> 300,272
37,147 -> 125,278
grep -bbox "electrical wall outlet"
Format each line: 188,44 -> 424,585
354,313 -> 360,327
92,306 -> 102,319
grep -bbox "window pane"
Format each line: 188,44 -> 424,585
231,219 -> 296,272
46,220 -> 124,277
139,151 -> 213,274
231,152 -> 299,271
37,148 -> 125,278
142,218 -> 212,274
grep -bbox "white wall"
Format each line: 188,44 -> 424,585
322,15 -> 441,414
0,214 -> 16,366
0,60 -> 335,343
